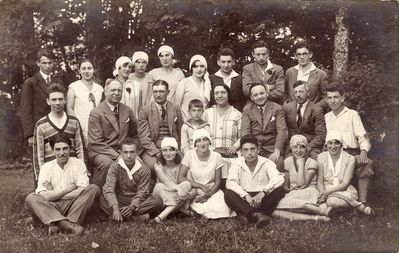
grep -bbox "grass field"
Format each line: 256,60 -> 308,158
0,165 -> 398,253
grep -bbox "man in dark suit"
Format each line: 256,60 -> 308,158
209,48 -> 245,112
283,80 -> 326,160
20,50 -> 63,146
241,83 -> 288,172
88,79 -> 138,188
138,80 -> 183,172
285,41 -> 328,111
242,40 -> 285,105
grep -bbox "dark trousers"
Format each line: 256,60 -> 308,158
99,194 -> 164,218
224,187 -> 285,217
91,154 -> 114,189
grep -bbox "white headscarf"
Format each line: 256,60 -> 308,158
157,45 -> 174,57
132,51 -> 149,63
113,56 -> 131,77
189,54 -> 211,103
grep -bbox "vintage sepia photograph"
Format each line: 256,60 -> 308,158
0,0 -> 398,252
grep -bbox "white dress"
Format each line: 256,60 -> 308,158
182,150 -> 235,219
69,80 -> 103,143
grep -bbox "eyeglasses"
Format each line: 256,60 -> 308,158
89,93 -> 96,107
296,52 -> 310,57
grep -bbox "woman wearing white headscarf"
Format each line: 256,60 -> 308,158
175,55 -> 212,121
113,56 -> 132,85
148,45 -> 185,102
316,131 -> 374,216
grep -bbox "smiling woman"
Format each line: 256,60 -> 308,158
67,59 -> 103,144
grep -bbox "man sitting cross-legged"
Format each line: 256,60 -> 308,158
224,134 -> 285,229
25,134 -> 100,235
99,138 -> 164,222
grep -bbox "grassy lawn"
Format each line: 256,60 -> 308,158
0,167 -> 398,253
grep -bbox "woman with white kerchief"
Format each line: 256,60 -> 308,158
149,45 -> 185,102
316,130 -> 374,216
175,55 -> 212,121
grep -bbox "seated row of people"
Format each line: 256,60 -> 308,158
25,129 -> 372,236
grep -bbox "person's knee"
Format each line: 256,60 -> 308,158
25,193 -> 39,205
85,184 -> 101,196
326,197 -> 346,208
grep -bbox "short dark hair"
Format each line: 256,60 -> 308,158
37,49 -> 54,61
119,138 -> 141,151
79,58 -> 93,69
48,82 -> 66,97
293,80 -> 307,89
49,134 -> 71,150
249,83 -> 266,96
294,41 -> 312,53
239,134 -> 259,149
252,40 -> 269,52
159,147 -> 182,166
217,48 -> 235,59
326,82 -> 345,96
209,83 -> 232,106
152,79 -> 169,91
188,99 -> 204,110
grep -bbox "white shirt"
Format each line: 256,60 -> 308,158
40,71 -> 50,83
118,158 -> 142,180
214,69 -> 239,88
226,156 -> 285,197
36,157 -> 89,193
297,100 -> 309,121
48,112 -> 67,129
294,62 -> 316,82
106,101 -> 118,113
325,106 -> 371,151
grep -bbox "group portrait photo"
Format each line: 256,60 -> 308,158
0,0 -> 398,252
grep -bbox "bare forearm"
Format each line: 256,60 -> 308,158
39,188 -> 72,201
60,187 -> 85,200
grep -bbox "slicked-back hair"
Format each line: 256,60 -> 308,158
249,83 -> 267,96
152,79 -> 169,91
37,49 -> 54,61
239,134 -> 259,149
326,82 -> 345,96
48,82 -> 66,98
293,80 -> 308,89
119,137 -> 141,152
251,40 -> 269,53
217,47 -> 235,59
49,133 -> 71,150
79,58 -> 93,69
294,41 -> 313,53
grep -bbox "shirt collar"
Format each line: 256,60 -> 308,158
294,62 -> 316,74
297,100 -> 309,109
238,155 -> 269,175
106,101 -> 118,112
155,101 -> 167,111
40,71 -> 50,81
214,69 -> 239,80
333,106 -> 349,117
118,158 -> 142,180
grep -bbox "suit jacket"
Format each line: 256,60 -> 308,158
209,74 -> 245,112
241,101 -> 288,153
283,101 -> 326,159
285,66 -> 328,109
19,73 -> 63,138
87,101 -> 137,160
242,62 -> 285,104
138,101 -> 184,156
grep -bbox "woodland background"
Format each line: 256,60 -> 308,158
0,0 -> 398,162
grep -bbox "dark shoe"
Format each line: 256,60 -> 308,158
253,212 -> 271,229
48,225 -> 60,235
58,220 -> 84,235
236,215 -> 248,228
148,216 -> 163,225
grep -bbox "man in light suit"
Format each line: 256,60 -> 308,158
283,80 -> 326,160
138,80 -> 183,172
242,40 -> 285,105
210,48 -> 245,112
20,49 -> 64,146
88,79 -> 138,188
285,41 -> 328,111
241,83 -> 288,172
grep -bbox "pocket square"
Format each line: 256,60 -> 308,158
270,116 -> 275,122
125,118 -> 130,123
173,116 -> 178,123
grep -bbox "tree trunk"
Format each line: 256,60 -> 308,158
333,2 -> 349,82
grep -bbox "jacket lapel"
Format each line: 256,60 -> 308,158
166,102 -> 174,135
35,73 -> 50,96
251,103 -> 263,128
253,64 -> 265,83
151,102 -> 160,140
262,102 -> 274,131
300,102 -> 312,129
264,65 -> 275,83
306,69 -> 318,89
102,102 -> 120,132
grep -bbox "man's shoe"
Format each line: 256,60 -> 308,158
253,212 -> 271,229
58,220 -> 84,235
48,225 -> 60,235
236,215 -> 248,228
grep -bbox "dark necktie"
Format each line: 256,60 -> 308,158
46,76 -> 50,84
297,104 -> 303,126
113,106 -> 120,126
161,105 -> 166,120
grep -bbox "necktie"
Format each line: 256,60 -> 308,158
161,105 -> 166,120
113,106 -> 120,126
297,104 -> 303,126
46,76 -> 50,84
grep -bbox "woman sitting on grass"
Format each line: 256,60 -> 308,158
150,137 -> 197,224
178,129 -> 234,219
273,135 -> 330,221
316,130 -> 374,216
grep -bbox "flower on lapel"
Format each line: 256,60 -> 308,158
267,69 -> 274,75
126,87 -> 131,94
270,116 -> 276,122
